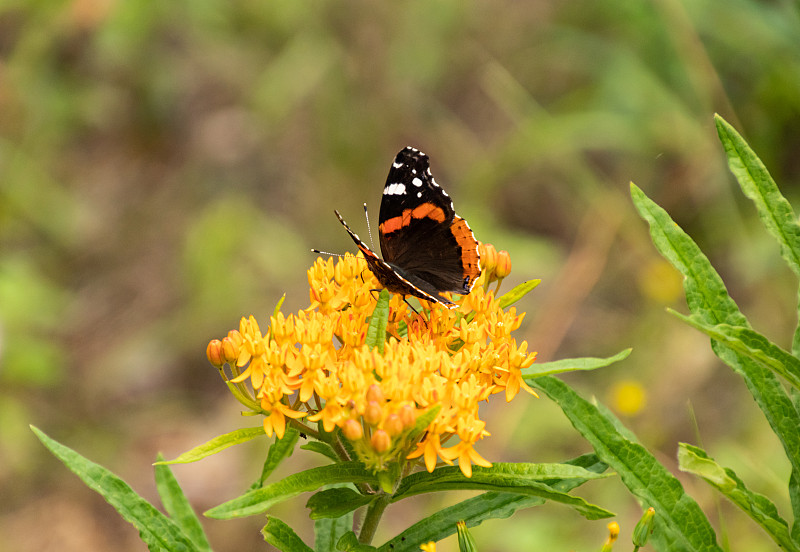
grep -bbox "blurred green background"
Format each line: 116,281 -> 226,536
2,1 -> 800,550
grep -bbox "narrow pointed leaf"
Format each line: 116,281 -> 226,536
366,289 -> 390,353
630,182 -> 746,326
716,115 -> 800,536
498,279 -> 540,309
670,311 -> 800,391
300,441 -> 339,462
522,349 -> 631,378
378,454 -> 608,552
715,114 -> 800,278
790,469 -> 800,544
393,463 -> 613,520
32,426 -> 199,552
154,454 -> 212,552
156,427 -> 265,465
679,443 -> 798,552
715,114 -> 800,363
262,517 -> 313,552
206,462 -> 377,519
254,428 -> 300,488
531,376 -> 723,552
632,183 -> 800,508
273,294 -> 287,317
713,118 -> 800,536
306,487 -> 374,519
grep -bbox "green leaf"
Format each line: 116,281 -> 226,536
679,443 -> 798,552
631,182 -> 800,506
300,441 -> 339,462
712,118 -> 800,539
154,454 -> 212,552
262,517 -> 314,552
315,513 -> 355,552
790,469 -> 800,544
306,487 -> 374,519
393,463 -> 613,520
522,349 -> 631,378
669,311 -> 800,391
273,293 -> 287,318
366,289 -> 390,354
378,454 -> 608,552
715,114 -> 800,279
254,428 -> 301,488
206,462 -> 377,519
715,114 -> 800,361
630,182 -> 746,326
531,376 -> 723,552
156,427 -> 265,465
31,426 -> 200,552
498,279 -> 540,309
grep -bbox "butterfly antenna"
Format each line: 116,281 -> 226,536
363,202 -> 377,250
311,248 -> 345,257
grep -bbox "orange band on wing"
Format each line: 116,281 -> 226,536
411,203 -> 446,222
450,217 -> 480,278
379,203 -> 447,234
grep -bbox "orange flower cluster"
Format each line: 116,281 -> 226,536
207,243 -> 536,477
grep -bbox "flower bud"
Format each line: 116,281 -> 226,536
495,250 -> 512,279
364,401 -> 383,425
456,521 -> 477,552
221,336 -> 239,364
366,384 -> 384,404
384,413 -> 404,436
398,403 -> 416,429
479,242 -> 497,274
370,429 -> 391,453
601,521 -> 619,552
632,507 -> 655,547
206,340 -> 224,367
342,419 -> 363,441
227,329 -> 243,348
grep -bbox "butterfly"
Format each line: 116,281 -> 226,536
334,147 -> 480,308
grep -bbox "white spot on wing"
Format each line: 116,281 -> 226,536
417,191 -> 422,198
384,183 -> 406,195
393,162 -> 403,169
412,177 -> 423,187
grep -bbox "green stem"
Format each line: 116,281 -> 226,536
287,418 -> 320,440
330,434 -> 352,462
226,382 -> 260,410
358,492 -> 390,545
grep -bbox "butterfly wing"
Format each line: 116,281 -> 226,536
378,147 -> 480,296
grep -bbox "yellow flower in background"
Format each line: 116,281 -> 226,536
637,258 -> 683,304
208,243 -> 537,478
609,379 -> 647,416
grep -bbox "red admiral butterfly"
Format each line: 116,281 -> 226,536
334,147 -> 481,308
